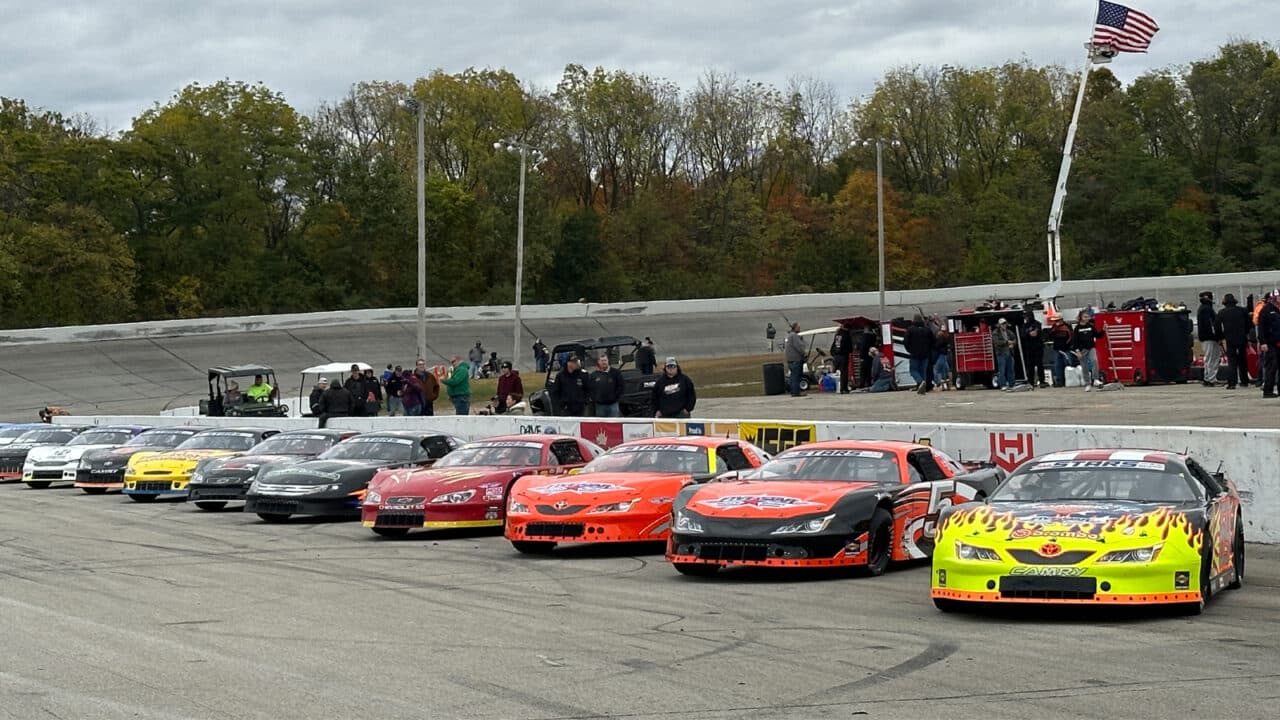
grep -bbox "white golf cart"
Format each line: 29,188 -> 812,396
292,362 -> 373,417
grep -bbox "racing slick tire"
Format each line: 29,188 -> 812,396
257,513 -> 290,523
1179,544 -> 1214,616
862,507 -> 894,577
81,487 -> 107,495
25,481 -> 52,489
128,494 -> 158,503
194,501 -> 227,512
673,563 -> 721,577
1228,517 -> 1245,590
512,540 -> 556,554
373,527 -> 410,538
933,598 -> 963,613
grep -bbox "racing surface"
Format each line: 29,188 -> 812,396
2,481 -> 1276,720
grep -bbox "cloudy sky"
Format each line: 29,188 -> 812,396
3,0 -> 1273,132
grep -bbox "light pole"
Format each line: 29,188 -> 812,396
402,97 -> 427,362
494,139 -> 543,369
857,138 -> 900,325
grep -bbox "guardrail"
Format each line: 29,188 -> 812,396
8,269 -> 1280,346
55,414 -> 1278,543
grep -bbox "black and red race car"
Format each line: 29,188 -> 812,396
667,440 -> 1004,576
361,434 -> 603,537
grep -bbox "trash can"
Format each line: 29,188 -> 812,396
762,362 -> 786,395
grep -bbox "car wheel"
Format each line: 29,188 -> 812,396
799,377 -> 810,392
81,487 -> 107,495
933,598 -> 963,613
25,481 -> 52,489
512,540 -> 556,554
1228,517 -> 1245,590
257,513 -> 290,523
1178,545 -> 1213,616
129,494 -> 158,503
373,527 -> 410,538
673,562 -> 721,577
863,507 -> 894,576
194,501 -> 227,511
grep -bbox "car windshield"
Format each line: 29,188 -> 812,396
0,427 -> 36,441
69,430 -> 135,446
993,459 -> 1200,503
177,432 -> 260,451
319,437 -> 413,463
129,431 -> 198,448
435,442 -> 543,467
580,444 -> 707,474
740,448 -> 902,484
249,434 -> 337,456
15,429 -> 76,444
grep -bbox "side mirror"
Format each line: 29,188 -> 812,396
714,471 -> 740,483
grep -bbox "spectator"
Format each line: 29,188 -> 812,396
635,338 -> 657,375
381,364 -> 394,384
1021,309 -> 1047,388
225,381 -> 243,405
400,370 -> 424,416
830,325 -> 852,394
784,322 -> 808,397
533,338 -> 548,373
1198,291 -> 1222,387
553,355 -> 591,416
247,375 -> 273,403
652,356 -> 696,418
1048,315 -> 1075,386
468,342 -> 485,379
385,366 -> 405,416
588,353 -> 625,417
484,351 -> 500,378
361,368 -> 382,416
905,315 -> 934,391
309,377 -> 329,416
318,377 -> 355,428
766,322 -> 777,352
933,326 -> 952,391
864,347 -> 893,393
1071,310 -> 1101,391
442,356 -> 471,415
992,318 -> 1017,390
494,361 -> 524,414
1217,293 -> 1250,390
343,365 -> 365,416
1263,293 -> 1280,398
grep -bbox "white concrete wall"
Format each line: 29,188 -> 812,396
56,414 -> 1278,543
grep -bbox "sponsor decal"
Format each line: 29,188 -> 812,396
1009,527 -> 1101,540
580,422 -> 624,450
698,495 -> 823,510
988,432 -> 1034,472
385,496 -> 425,510
481,483 -> 505,501
351,437 -> 412,445
474,441 -> 543,449
266,467 -> 340,481
1030,459 -> 1166,471
739,422 -> 815,456
655,421 -> 738,439
538,481 -> 622,494
518,423 -> 557,435
613,444 -> 700,454
1038,541 -> 1064,557
787,449 -> 884,459
1008,567 -> 1087,577
485,509 -> 499,520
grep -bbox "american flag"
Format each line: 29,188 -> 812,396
1091,1 -> 1159,53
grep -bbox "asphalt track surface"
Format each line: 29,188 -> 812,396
1,478 -> 1277,720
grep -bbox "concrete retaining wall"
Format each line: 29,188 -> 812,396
56,414 -> 1278,543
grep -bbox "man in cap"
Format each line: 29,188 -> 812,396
343,365 -> 365,416
1216,293 -> 1250,389
246,374 -> 274,402
784,322 -> 808,397
552,354 -> 590,416
991,318 -> 1017,390
309,377 -> 329,416
1197,291 -> 1222,387
495,360 -> 524,414
652,357 -> 696,418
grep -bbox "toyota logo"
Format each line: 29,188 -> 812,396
553,500 -> 568,510
1038,542 -> 1064,557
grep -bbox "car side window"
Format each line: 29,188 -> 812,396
907,449 -> 946,483
716,444 -> 753,471
1185,460 -> 1221,497
421,436 -> 451,460
551,440 -> 583,465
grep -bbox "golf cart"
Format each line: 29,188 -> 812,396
294,362 -> 372,417
528,336 -> 658,417
200,365 -> 288,418
785,326 -> 839,392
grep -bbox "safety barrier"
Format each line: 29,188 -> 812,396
54,414 -> 1278,543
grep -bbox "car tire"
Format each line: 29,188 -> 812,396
194,501 -> 227,511
512,540 -> 556,554
933,598 -> 963,613
373,527 -> 410,538
1227,517 -> 1244,590
673,562 -> 721,577
862,507 -> 894,576
128,494 -> 157,503
257,512 -> 290,523
1178,545 -> 1213,616
81,487 -> 108,495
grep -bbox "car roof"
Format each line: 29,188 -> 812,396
550,336 -> 641,352
90,425 -> 152,433
616,436 -> 728,450
1028,448 -> 1186,465
208,365 -> 276,378
192,426 -> 277,434
356,430 -> 454,440
141,426 -> 211,434
781,439 -> 929,453
273,428 -> 356,437
299,362 -> 373,375
468,434 -> 565,445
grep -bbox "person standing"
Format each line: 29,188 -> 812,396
1262,293 -> 1280,398
587,353 -> 625,417
412,359 -> 439,416
1071,311 -> 1101,391
766,322 -> 777,352
361,368 -> 383,416
308,377 -> 329,416
635,338 -> 657,375
317,378 -> 355,429
343,365 -> 365,417
652,357 -> 696,418
468,342 -> 485,379
552,355 -> 591,416
933,326 -> 952,391
991,318 -> 1017,390
784,322 -> 808,397
495,361 -> 524,414
400,369 -> 424,416
1021,309 -> 1047,388
1197,291 -> 1223,387
442,356 -> 471,415
532,339 -> 548,373
830,325 -> 852,394
904,315 -> 934,391
385,366 -> 404,416
1217,293 -> 1251,390
1048,315 -> 1075,387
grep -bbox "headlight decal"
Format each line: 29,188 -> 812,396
770,514 -> 836,536
674,510 -> 703,534
955,541 -> 1001,561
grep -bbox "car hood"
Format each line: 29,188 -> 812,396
203,454 -> 305,473
684,480 -> 880,519
1,441 -> 59,454
512,471 -> 690,502
131,449 -> 241,470
83,446 -> 154,462
373,465 -> 525,496
258,458 -> 393,485
941,501 -> 1206,549
27,444 -> 116,463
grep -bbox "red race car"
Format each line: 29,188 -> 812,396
667,440 -> 1005,576
361,434 -> 603,537
505,436 -> 769,554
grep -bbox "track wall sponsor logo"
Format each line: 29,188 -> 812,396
580,422 -> 624,449
988,432 -> 1034,472
739,422 -> 815,455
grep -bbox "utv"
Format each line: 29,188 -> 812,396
201,365 -> 289,418
528,336 -> 658,417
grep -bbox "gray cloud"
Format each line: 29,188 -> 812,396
2,0 -> 1274,131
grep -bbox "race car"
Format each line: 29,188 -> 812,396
75,426 -> 210,494
244,431 -> 462,522
123,427 -> 280,502
362,434 -> 603,537
0,425 -> 89,481
931,449 -> 1245,615
505,436 -> 769,554
0,423 -> 46,447
23,425 -> 151,489
188,428 -> 358,511
666,440 -> 1004,576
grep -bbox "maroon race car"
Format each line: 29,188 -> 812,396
360,434 -> 604,537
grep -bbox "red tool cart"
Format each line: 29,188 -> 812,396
1094,309 -> 1193,385
946,307 -> 1028,390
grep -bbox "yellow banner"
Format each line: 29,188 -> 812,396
738,422 -> 816,455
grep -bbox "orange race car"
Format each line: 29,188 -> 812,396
667,440 -> 1005,576
505,436 -> 768,554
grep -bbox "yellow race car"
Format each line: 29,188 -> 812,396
932,449 -> 1244,616
123,427 -> 279,503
